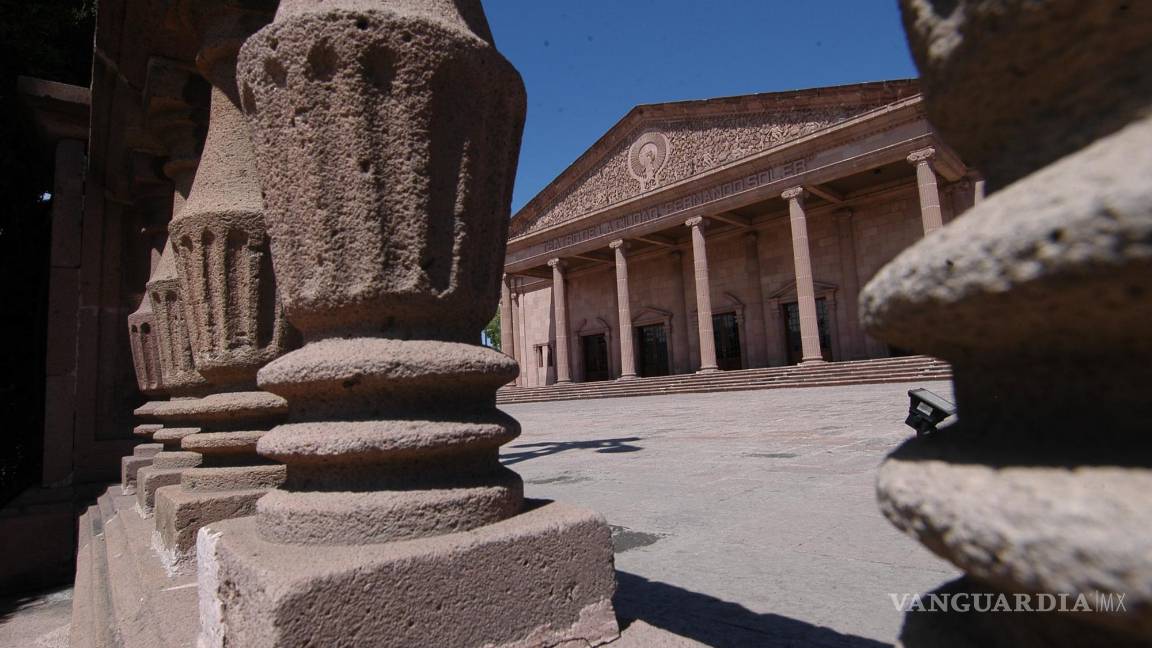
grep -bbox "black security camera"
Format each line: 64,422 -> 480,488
905,388 -> 955,436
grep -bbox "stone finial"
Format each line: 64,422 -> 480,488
905,147 -> 935,165
780,186 -> 805,201
237,0 -> 527,543
197,3 -> 619,646
863,1 -> 1152,643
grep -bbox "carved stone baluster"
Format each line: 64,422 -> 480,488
867,1 -> 1152,645
150,0 -> 295,572
196,3 -> 620,646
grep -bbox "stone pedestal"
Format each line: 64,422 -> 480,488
201,501 -> 618,648
611,239 -> 638,379
867,1 -> 1152,644
197,2 -> 620,646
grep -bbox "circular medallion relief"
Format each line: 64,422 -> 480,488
628,131 -> 670,191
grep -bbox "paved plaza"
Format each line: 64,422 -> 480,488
502,380 -> 959,647
1,380 -> 957,648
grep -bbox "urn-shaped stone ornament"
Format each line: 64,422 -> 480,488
200,5 -> 619,647
237,0 -> 528,544
169,0 -> 294,390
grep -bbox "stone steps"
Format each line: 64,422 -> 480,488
69,486 -> 199,648
497,355 -> 951,404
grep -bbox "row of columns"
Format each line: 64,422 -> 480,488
501,146 -> 949,384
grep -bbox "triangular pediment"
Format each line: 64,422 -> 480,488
510,80 -> 918,239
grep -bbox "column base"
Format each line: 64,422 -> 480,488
198,500 -> 620,648
799,358 -> 827,366
616,374 -> 638,381
696,367 -> 719,374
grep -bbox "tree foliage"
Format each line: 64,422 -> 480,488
484,315 -> 501,351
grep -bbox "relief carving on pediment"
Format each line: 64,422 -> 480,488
511,103 -> 885,239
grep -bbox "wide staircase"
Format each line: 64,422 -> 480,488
497,355 -> 951,405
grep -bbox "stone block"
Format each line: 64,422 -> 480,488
154,486 -> 269,572
198,501 -> 619,648
120,455 -> 154,494
136,464 -> 197,516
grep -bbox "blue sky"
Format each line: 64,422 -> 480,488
483,1 -> 918,212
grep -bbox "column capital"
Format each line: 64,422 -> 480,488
608,239 -> 628,250
547,258 -> 565,270
906,147 -> 937,165
684,216 -> 705,228
781,186 -> 806,201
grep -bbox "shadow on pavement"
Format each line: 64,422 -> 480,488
500,436 -> 643,465
615,571 -> 891,648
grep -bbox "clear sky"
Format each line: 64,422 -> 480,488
482,1 -> 918,212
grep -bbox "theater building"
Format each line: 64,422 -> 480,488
500,80 -> 980,387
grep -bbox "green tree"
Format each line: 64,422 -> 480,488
483,315 -> 501,351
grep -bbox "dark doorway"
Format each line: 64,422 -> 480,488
782,299 -> 833,365
712,312 -> 742,370
581,333 -> 610,382
636,324 -> 670,378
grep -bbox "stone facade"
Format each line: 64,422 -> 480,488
504,85 -> 979,387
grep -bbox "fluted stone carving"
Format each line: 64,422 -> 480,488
150,0 -> 293,569
866,1 -> 1152,645
195,3 -> 620,646
128,295 -> 164,396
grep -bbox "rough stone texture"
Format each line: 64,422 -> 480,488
862,2 -> 1152,643
198,502 -> 619,648
192,1 -> 621,645
155,486 -> 270,573
898,0 -> 1152,191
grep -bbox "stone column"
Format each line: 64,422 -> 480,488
549,258 -> 573,383
499,274 -> 517,377
198,3 -> 620,646
513,288 -> 529,386
685,217 -> 718,372
907,147 -> 945,235
835,209 -> 865,360
870,2 -> 1152,645
783,187 -> 824,364
149,0 -> 294,571
742,231 -> 767,368
671,250 -> 690,373
610,239 -> 638,380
